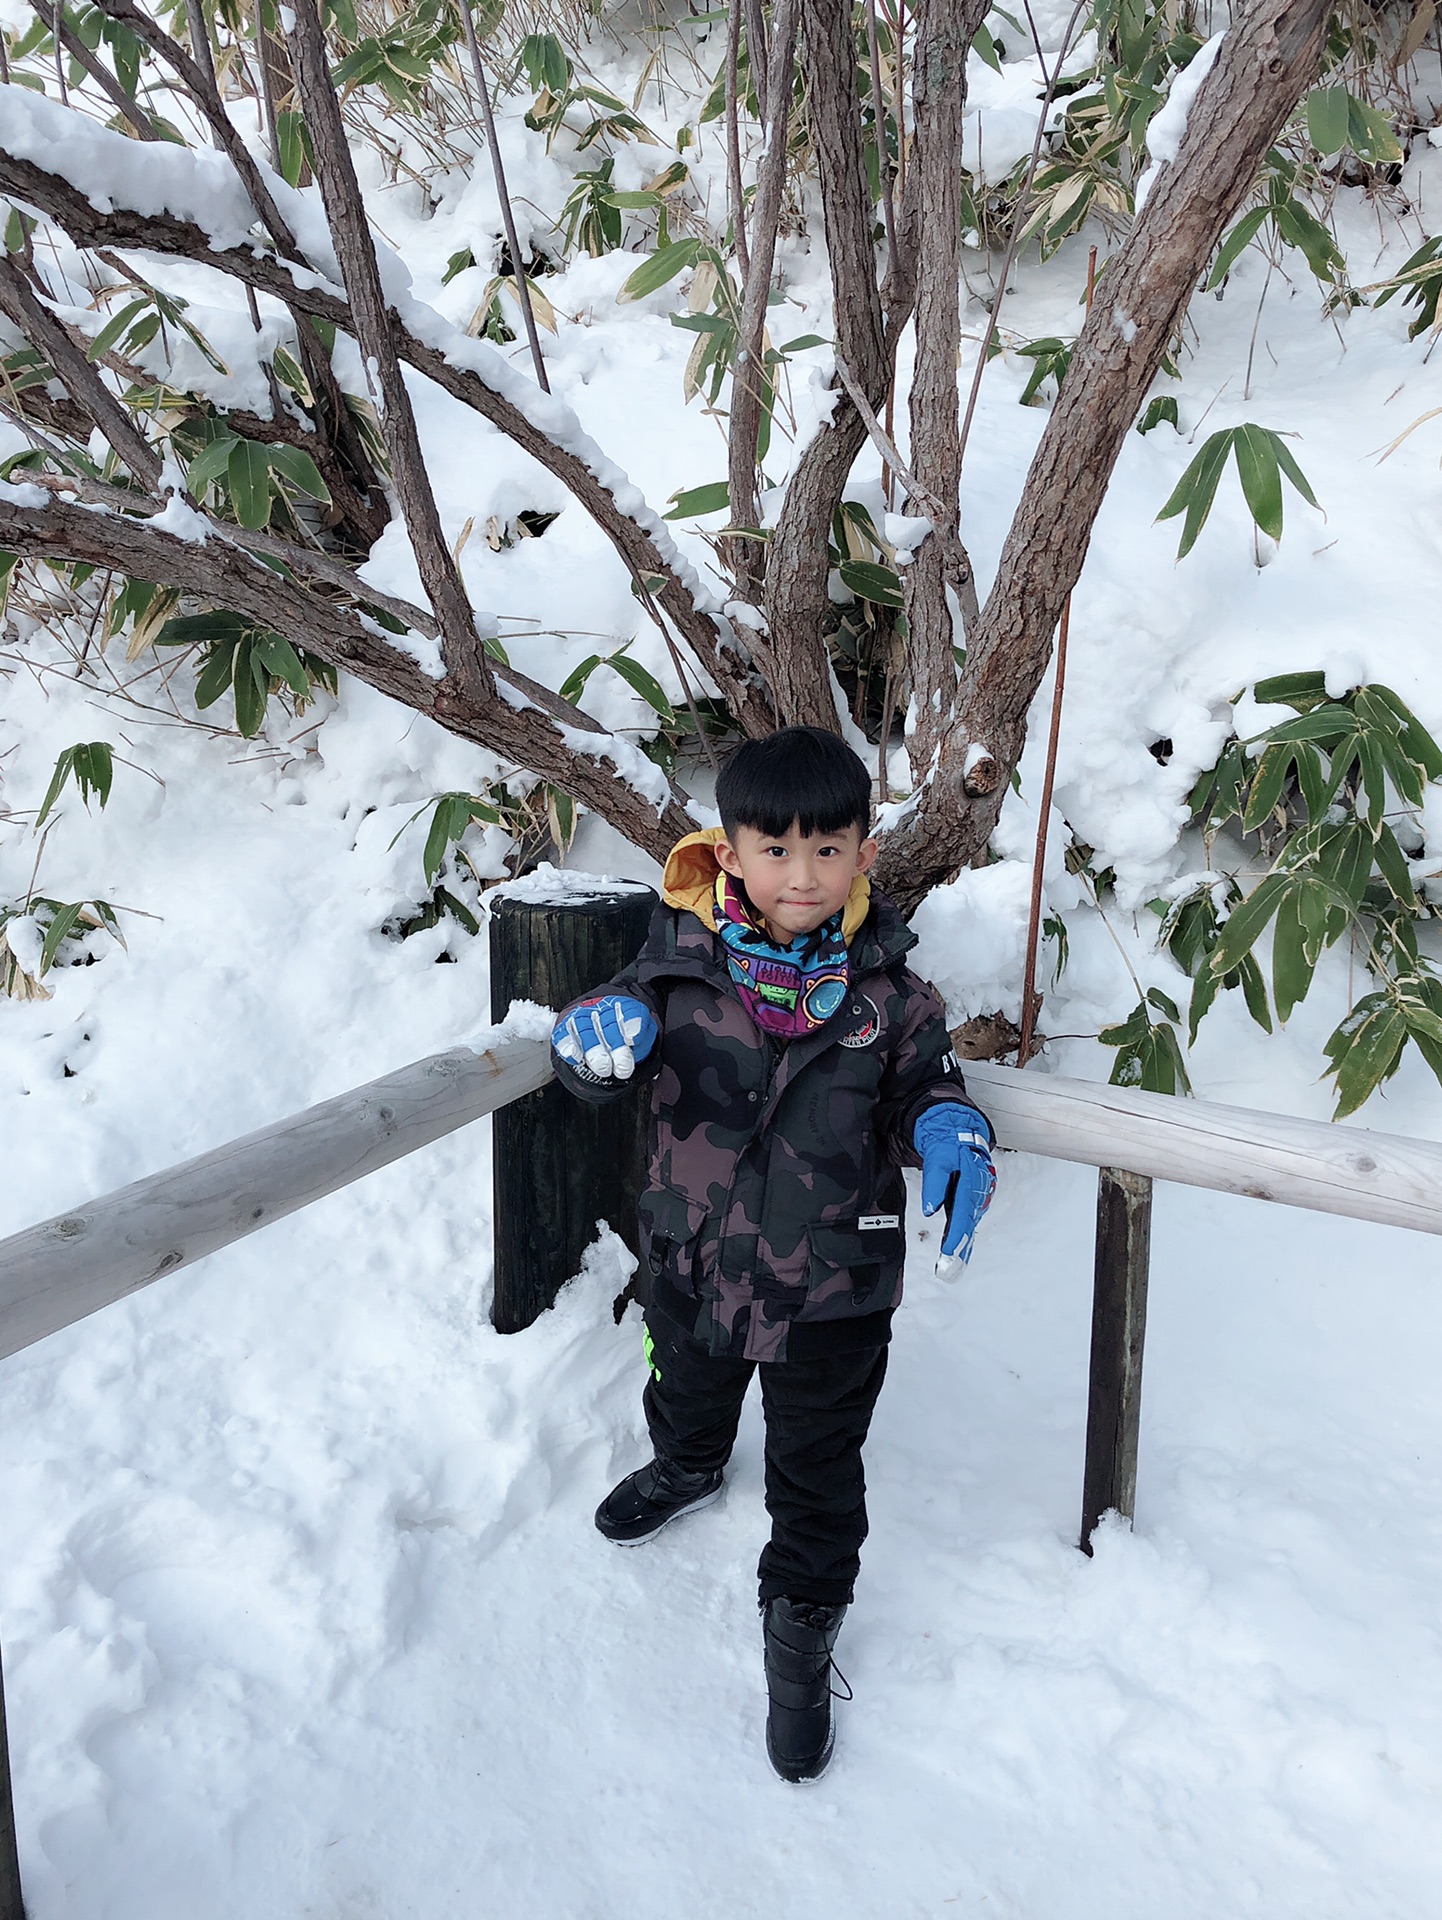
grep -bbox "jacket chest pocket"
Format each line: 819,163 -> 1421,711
806,1220 -> 905,1307
638,1186 -> 709,1293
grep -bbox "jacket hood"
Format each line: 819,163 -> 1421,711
660,826 -> 873,944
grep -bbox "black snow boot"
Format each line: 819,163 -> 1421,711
763,1596 -> 849,1783
594,1457 -> 724,1545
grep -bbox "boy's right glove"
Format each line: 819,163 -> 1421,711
552,994 -> 658,1082
914,1103 -> 996,1263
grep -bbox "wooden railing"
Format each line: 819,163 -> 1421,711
3,1007 -> 1442,1915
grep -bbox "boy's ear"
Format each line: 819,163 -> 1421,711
714,838 -> 744,878
856,836 -> 879,874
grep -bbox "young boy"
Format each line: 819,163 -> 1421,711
550,727 -> 995,1782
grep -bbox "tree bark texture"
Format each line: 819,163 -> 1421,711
727,0 -> 798,607
875,0 -> 1332,912
763,0 -> 892,731
902,0 -> 987,773
291,0 -> 491,705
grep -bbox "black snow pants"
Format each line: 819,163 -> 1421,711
642,1306 -> 889,1608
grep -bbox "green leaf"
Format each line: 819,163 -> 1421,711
423,794 -> 461,884
72,741 -> 113,810
1137,394 -> 1180,435
1241,740 -> 1291,832
1209,869 -> 1288,977
1323,997 -> 1407,1118
88,297 -> 149,361
254,631 -> 310,698
193,640 -> 237,711
1146,986 -> 1182,1023
231,637 -> 266,736
663,480 -> 730,519
1156,427 -> 1235,559
607,653 -> 676,722
838,559 -> 904,608
34,747 -> 76,829
275,110 -> 313,189
617,238 -> 701,302
1253,669 -> 1328,709
1306,83 -> 1349,155
602,190 -> 663,209
39,901 -> 84,977
777,334 -> 828,354
1373,822 -> 1417,909
1239,953 -> 1273,1033
1347,94 -> 1402,166
1205,205 -> 1270,291
268,443 -> 331,503
559,652 -> 603,705
1187,967 -> 1220,1045
1233,422 -> 1284,541
186,433 -> 239,496
227,440 -> 273,530
443,246 -> 477,285
973,19 -> 1002,70
155,610 -> 249,647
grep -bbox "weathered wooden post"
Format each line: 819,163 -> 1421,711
0,1641 -> 23,1920
1080,1166 -> 1153,1553
489,882 -> 656,1334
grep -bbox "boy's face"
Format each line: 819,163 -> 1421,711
715,820 -> 877,942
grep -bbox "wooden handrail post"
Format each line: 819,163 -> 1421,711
1080,1166 -> 1153,1553
489,884 -> 657,1334
0,1638 -> 23,1920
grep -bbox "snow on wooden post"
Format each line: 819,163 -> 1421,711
0,1639 -> 21,1920
489,880 -> 657,1334
1080,1167 -> 1153,1553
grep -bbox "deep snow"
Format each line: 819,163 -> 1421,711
4,6 -> 1442,1915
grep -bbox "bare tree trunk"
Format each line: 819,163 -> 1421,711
875,0 -> 1332,912
902,0 -> 987,774
763,0 -> 891,731
726,0 -> 798,607
291,0 -> 489,704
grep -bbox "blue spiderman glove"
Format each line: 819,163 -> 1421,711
552,993 -> 658,1083
915,1102 -> 996,1262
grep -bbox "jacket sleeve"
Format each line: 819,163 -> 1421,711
548,957 -> 665,1107
874,966 -> 990,1167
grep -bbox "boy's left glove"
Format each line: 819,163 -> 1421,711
914,1103 -> 996,1262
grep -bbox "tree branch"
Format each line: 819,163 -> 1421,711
0,489 -> 699,860
762,0 -> 892,730
0,250 -> 162,488
875,0 -> 1332,912
727,0 -> 797,606
290,0 -> 489,704
0,140 -> 771,733
902,0 -> 988,773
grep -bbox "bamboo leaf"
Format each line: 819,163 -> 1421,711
1205,205 -> 1270,290
268,444 -> 331,503
617,238 -> 701,302
1305,84 -> 1349,155
606,653 -> 676,722
1233,423 -> 1284,541
664,480 -> 730,519
838,559 -> 904,608
1241,741 -> 1291,831
1324,998 -> 1407,1118
227,439 -> 273,530
1209,870 -> 1288,977
39,901 -> 84,977
34,747 -> 76,829
1156,427 -> 1234,558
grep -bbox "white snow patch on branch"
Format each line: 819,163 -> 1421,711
1133,31 -> 1226,213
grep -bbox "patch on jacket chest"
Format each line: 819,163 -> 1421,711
839,994 -> 882,1048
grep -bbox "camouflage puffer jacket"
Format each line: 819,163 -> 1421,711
553,832 -> 981,1363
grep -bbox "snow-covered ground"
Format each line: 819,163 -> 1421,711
5,10 -> 1442,1914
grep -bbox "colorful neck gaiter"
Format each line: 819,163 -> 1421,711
713,874 -> 850,1038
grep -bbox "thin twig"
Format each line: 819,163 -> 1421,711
833,350 -> 946,517
457,0 -> 550,392
725,0 -> 750,280
956,0 -> 1090,473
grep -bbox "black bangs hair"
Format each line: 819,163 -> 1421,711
715,726 -> 871,840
